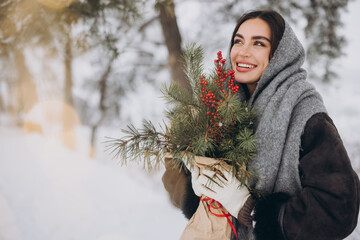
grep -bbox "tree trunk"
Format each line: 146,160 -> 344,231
64,36 -> 73,106
0,94 -> 4,112
89,52 -> 116,157
156,0 -> 191,93
13,50 -> 38,117
62,35 -> 76,149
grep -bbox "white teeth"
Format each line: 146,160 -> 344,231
237,63 -> 255,68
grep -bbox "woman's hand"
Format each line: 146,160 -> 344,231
182,157 -> 251,218
197,169 -> 251,218
183,157 -> 255,227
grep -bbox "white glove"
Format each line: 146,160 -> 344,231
194,169 -> 251,218
181,158 -> 207,197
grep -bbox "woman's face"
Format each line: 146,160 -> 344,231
230,18 -> 272,95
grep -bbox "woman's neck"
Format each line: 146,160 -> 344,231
246,83 -> 257,96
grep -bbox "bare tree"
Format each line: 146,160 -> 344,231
156,0 -> 191,92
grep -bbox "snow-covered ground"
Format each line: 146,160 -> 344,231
1,1 -> 360,240
0,126 -> 188,240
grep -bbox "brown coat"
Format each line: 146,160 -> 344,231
162,113 -> 360,240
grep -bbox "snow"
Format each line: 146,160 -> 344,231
1,1 -> 360,240
0,126 -> 187,240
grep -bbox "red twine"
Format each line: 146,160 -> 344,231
200,196 -> 238,240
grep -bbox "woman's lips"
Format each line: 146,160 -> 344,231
235,62 -> 257,72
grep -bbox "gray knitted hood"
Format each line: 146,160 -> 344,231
232,20 -> 327,240
238,21 -> 327,194
249,21 -> 307,106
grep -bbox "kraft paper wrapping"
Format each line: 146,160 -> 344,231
180,156 -> 232,240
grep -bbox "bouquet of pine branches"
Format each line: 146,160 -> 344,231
107,43 -> 256,240
107,43 -> 256,182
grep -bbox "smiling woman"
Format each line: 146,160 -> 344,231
230,18 -> 272,95
229,10 -> 285,96
161,9 -> 360,240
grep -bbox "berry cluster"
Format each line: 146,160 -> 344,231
199,51 -> 239,142
200,76 -> 217,115
214,51 -> 239,95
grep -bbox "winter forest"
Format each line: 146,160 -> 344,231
0,0 -> 360,239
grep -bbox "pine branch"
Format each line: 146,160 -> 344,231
161,82 -> 199,108
105,120 -> 170,170
183,43 -> 205,95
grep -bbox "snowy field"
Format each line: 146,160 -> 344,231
1,1 -> 360,240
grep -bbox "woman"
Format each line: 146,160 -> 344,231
162,10 -> 360,240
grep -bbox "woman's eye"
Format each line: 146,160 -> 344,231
234,39 -> 243,44
254,41 -> 265,47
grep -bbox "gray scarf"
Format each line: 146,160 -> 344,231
232,22 -> 327,239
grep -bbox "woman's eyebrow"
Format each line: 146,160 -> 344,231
235,33 -> 271,43
252,36 -> 271,43
235,33 -> 244,39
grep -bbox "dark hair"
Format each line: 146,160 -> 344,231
230,10 -> 285,59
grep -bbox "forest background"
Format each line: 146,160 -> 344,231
0,0 -> 359,239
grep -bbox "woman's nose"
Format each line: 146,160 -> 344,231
239,45 -> 250,57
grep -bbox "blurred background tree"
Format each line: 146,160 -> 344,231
0,0 -> 350,155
